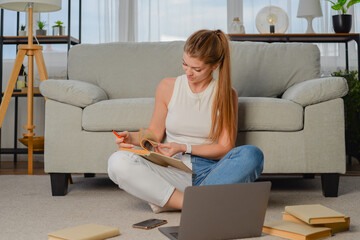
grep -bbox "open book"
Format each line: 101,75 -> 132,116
118,129 -> 194,174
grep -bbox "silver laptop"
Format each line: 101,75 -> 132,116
159,182 -> 271,240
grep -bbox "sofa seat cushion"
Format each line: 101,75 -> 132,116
238,97 -> 303,131
82,98 -> 155,131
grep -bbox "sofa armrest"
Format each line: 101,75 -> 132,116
39,79 -> 108,108
282,77 -> 348,107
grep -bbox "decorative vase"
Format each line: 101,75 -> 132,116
332,14 -> 352,33
36,29 -> 47,35
18,30 -> 26,36
52,26 -> 66,36
230,17 -> 245,34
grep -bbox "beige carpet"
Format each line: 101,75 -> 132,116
0,174 -> 359,240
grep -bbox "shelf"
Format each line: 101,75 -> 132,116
228,33 -> 360,43
2,92 -> 42,96
0,148 -> 44,154
2,35 -> 79,45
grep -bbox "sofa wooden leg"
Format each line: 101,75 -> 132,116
321,173 -> 339,197
84,173 -> 95,178
50,173 -> 70,196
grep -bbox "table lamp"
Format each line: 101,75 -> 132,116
0,0 -> 61,174
297,0 -> 323,33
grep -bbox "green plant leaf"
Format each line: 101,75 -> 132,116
331,3 -> 344,10
37,21 -> 46,30
52,20 -> 64,27
332,69 -> 360,160
326,0 -> 337,5
347,0 -> 360,8
339,0 -> 347,5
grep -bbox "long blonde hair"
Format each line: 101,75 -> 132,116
184,29 -> 236,145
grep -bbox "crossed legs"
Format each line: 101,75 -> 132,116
108,145 -> 264,210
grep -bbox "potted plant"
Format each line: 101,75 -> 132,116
332,70 -> 360,164
326,0 -> 360,33
18,24 -> 26,36
36,20 -> 47,35
52,20 -> 66,36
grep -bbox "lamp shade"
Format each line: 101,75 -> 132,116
297,0 -> 322,18
0,0 -> 61,12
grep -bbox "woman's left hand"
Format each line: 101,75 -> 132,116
156,142 -> 185,157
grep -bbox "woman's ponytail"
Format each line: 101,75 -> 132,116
185,29 -> 236,146
209,30 -> 236,145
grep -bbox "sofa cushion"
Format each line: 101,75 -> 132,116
82,98 -> 155,131
83,97 -> 303,132
238,97 -> 303,131
230,42 -> 320,98
282,77 -> 348,107
68,41 -> 320,99
68,42 -> 185,99
40,79 -> 108,108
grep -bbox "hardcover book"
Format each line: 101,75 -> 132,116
263,220 -> 331,240
284,204 -> 345,224
282,212 -> 350,234
48,223 -> 120,240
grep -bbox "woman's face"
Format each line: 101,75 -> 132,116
182,52 -> 217,84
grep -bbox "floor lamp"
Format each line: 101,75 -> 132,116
0,0 -> 61,174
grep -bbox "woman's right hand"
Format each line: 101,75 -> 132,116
115,131 -> 134,149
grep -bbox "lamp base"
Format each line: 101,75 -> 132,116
305,16 -> 315,34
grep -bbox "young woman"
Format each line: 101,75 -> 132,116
108,29 -> 263,213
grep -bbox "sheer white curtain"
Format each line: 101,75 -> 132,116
79,0 -> 137,43
97,0 -> 119,43
227,0 -> 243,32
118,0 -> 138,42
137,0 -> 227,42
96,0 -> 137,42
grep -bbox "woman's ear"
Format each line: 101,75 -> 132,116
211,64 -> 220,71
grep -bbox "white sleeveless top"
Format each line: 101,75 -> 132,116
165,74 -> 216,168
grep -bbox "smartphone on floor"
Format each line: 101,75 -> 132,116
132,218 -> 168,230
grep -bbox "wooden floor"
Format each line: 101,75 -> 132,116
346,158 -> 360,176
0,160 -> 46,175
1,155 -> 360,176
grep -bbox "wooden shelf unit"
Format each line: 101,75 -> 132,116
0,0 -> 82,163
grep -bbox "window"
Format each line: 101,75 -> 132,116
137,0 -> 227,42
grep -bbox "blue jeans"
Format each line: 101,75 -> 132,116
191,145 -> 264,186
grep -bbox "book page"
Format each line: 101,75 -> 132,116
118,129 -> 194,173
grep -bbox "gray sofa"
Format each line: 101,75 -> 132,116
40,41 -> 348,197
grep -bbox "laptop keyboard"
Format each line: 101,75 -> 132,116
170,232 -> 179,239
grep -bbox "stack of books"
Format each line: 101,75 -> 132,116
262,204 -> 350,240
